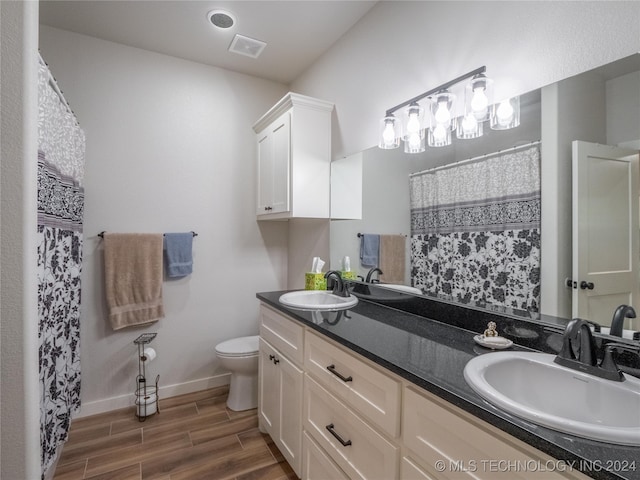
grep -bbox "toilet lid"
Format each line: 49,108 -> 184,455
215,335 -> 259,356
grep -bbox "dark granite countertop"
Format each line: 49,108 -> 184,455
257,287 -> 640,480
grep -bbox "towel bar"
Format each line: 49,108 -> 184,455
98,231 -> 198,238
357,232 -> 406,237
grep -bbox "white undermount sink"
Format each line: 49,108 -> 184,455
463,351 -> 640,445
278,290 -> 358,311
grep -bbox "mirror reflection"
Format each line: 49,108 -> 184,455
330,54 -> 640,339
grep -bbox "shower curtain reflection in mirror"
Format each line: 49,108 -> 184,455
409,145 -> 541,312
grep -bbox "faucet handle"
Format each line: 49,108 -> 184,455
600,342 -> 640,381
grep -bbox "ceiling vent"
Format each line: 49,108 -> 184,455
228,34 -> 267,59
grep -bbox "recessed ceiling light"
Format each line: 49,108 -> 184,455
207,9 -> 236,29
228,34 -> 267,59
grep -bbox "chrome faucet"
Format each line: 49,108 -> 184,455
555,318 -> 639,381
324,270 -> 349,297
365,267 -> 383,283
610,305 -> 636,337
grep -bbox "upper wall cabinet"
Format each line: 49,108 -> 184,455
253,93 -> 334,220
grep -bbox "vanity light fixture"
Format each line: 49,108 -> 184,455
378,66 -> 519,152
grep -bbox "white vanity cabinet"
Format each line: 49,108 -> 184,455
258,305 -> 305,476
258,302 -> 593,480
253,92 -> 333,220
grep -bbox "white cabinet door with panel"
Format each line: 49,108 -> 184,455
258,305 -> 305,477
259,338 -> 303,477
256,112 -> 290,215
253,92 -> 333,220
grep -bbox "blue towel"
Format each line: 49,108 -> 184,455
163,232 -> 193,277
360,234 -> 380,267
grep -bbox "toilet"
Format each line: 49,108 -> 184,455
215,335 -> 260,411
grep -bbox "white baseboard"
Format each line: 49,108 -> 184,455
75,373 -> 231,418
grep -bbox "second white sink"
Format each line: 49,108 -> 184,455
464,351 -> 640,445
279,290 -> 358,311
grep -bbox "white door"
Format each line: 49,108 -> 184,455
572,141 -> 640,328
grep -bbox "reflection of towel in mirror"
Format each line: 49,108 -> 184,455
164,232 -> 194,277
103,233 -> 164,330
360,234 -> 379,267
380,235 -> 405,284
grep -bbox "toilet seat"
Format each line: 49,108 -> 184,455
215,335 -> 259,357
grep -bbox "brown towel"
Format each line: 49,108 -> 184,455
379,234 -> 406,284
103,233 -> 164,330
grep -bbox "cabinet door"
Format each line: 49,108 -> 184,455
256,131 -> 273,215
259,337 -> 303,476
270,112 -> 291,214
259,338 -> 279,435
278,350 -> 304,475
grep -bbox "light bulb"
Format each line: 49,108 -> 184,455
434,100 -> 451,125
496,100 -> 514,126
433,124 -> 446,142
461,113 -> 478,135
382,121 -> 396,147
407,112 -> 420,134
470,87 -> 489,115
408,132 -> 421,149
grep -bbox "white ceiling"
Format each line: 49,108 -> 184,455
39,0 -> 377,85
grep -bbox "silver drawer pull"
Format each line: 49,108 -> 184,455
327,364 -> 352,382
326,423 -> 352,447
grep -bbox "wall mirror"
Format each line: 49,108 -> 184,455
330,53 -> 640,340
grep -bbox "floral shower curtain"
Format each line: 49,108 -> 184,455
409,145 -> 541,312
37,57 -> 85,475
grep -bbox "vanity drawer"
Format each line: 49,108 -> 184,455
303,431 -> 350,480
402,387 -> 579,480
400,456 -> 438,480
260,304 -> 304,365
304,374 -> 399,480
305,331 -> 401,438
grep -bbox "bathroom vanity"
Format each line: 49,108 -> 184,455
257,288 -> 640,480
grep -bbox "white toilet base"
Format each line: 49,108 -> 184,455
226,372 -> 258,411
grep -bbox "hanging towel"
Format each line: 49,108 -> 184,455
164,232 -> 194,277
103,233 -> 164,330
360,234 -> 380,267
379,234 -> 406,284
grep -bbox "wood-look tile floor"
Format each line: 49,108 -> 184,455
53,385 -> 298,480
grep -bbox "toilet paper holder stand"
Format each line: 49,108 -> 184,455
134,333 -> 159,421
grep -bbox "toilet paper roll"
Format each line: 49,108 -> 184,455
141,347 -> 156,363
136,393 -> 158,417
